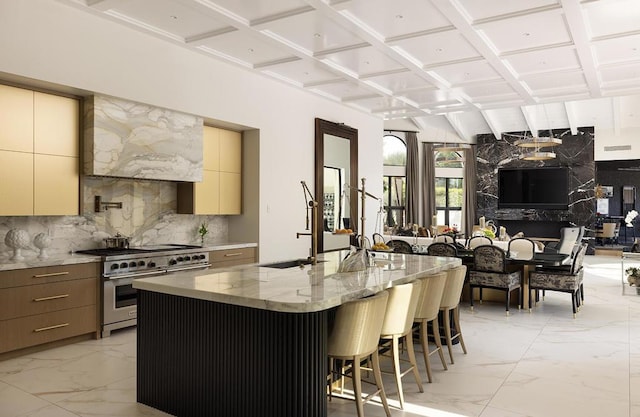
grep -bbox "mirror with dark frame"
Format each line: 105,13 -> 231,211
315,118 -> 358,253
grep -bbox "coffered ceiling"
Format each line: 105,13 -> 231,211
60,0 -> 640,142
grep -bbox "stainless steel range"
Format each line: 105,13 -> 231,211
77,244 -> 210,337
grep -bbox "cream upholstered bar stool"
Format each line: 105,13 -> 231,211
378,281 -> 424,409
328,291 -> 391,417
413,271 -> 448,383
439,265 -> 468,364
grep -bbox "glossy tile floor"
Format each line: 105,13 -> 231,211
1,255 -> 639,417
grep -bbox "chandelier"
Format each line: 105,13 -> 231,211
514,136 -> 562,160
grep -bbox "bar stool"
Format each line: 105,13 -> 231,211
413,271 -> 448,383
440,265 -> 468,364
379,281 -> 423,408
328,291 -> 391,417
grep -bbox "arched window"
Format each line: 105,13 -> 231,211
383,134 -> 407,227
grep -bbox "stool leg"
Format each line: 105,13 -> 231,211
352,356 -> 365,417
453,306 -> 467,354
371,351 -> 391,417
443,308 -> 455,364
419,321 -> 434,382
431,316 -> 448,370
405,333 -> 424,393
391,336 -> 405,408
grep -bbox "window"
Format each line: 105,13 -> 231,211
435,177 -> 463,230
383,134 -> 406,227
435,150 -> 464,168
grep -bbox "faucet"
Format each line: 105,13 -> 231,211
297,181 -> 318,265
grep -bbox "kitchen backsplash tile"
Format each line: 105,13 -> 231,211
0,177 -> 228,259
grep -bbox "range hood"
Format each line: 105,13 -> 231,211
84,95 -> 203,182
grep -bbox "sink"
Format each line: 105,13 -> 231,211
261,259 -> 325,269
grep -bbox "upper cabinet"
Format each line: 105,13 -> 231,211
177,126 -> 242,215
0,85 -> 79,216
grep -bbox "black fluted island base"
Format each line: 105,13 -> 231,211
137,290 -> 329,417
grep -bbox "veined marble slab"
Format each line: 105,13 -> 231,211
133,250 -> 461,313
84,95 -> 203,182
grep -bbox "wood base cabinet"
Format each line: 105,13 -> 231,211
209,247 -> 256,268
0,263 -> 99,354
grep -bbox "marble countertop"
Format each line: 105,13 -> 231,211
0,241 -> 258,272
133,250 -> 461,313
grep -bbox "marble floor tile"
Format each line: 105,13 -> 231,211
0,255 -> 639,417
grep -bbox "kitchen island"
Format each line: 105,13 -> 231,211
133,250 -> 461,417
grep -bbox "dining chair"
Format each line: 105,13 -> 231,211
466,235 -> 492,249
507,237 -> 536,260
413,271 -> 448,382
596,223 -> 617,245
469,245 -> 522,315
433,234 -> 455,243
379,281 -> 423,408
439,265 -> 468,364
328,291 -> 391,417
529,243 -> 587,318
427,242 -> 457,256
544,226 -> 581,255
386,239 -> 413,254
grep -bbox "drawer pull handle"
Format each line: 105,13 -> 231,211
33,272 -> 70,278
224,253 -> 243,257
34,323 -> 69,332
33,294 -> 70,302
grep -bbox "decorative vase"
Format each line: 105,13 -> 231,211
34,233 -> 53,260
4,229 -> 31,261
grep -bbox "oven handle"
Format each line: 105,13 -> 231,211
167,263 -> 212,273
104,269 -> 167,280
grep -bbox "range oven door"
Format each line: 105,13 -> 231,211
103,276 -> 140,337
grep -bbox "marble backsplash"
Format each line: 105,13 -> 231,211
0,177 -> 228,259
476,127 -> 595,227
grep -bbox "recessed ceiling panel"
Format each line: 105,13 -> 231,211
397,88 -> 460,106
502,46 -> 581,76
339,0 -> 451,39
260,10 -> 363,54
430,60 -> 501,86
600,64 -> 640,87
349,95 -> 412,111
363,71 -> 435,93
583,0 -> 640,39
199,0 -> 310,23
260,59 -> 342,86
592,34 -> 640,66
197,31 -> 296,66
455,0 -> 559,22
457,82 -> 517,99
100,0 -> 230,40
320,45 -> 404,77
522,71 -> 587,92
390,30 -> 482,67
308,80 -> 378,101
475,10 -> 571,53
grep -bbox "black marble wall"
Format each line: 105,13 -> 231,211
476,127 -> 595,231
596,160 -> 640,241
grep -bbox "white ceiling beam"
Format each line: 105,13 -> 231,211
444,113 -> 472,142
564,102 -> 579,135
612,96 -> 621,136
560,0 -> 602,97
480,110 -> 503,140
520,105 -> 539,136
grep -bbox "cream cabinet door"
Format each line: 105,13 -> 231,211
0,85 -> 33,153
203,126 -> 219,171
194,170 -> 220,215
34,92 -> 79,157
219,172 -> 241,215
0,151 -> 33,215
219,129 -> 241,174
34,155 -> 79,215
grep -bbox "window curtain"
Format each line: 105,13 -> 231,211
405,132 -> 419,225
421,142 -> 436,230
464,145 -> 478,234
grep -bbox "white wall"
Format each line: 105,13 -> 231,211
0,1 -> 383,262
595,127 -> 640,161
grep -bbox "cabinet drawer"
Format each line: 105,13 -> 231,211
210,247 -> 256,264
0,278 -> 97,320
0,305 -> 97,354
0,263 -> 99,289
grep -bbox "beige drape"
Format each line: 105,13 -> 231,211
405,132 -> 419,224
421,142 -> 436,229
464,146 -> 478,234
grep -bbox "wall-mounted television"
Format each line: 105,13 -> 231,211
498,167 -> 569,210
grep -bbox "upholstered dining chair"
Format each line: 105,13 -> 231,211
507,237 -> 536,260
466,235 -> 492,249
433,234 -> 455,243
427,242 -> 457,256
596,223 -> 617,245
379,281 -> 423,408
544,226 -> 582,255
413,271 -> 448,382
440,265 -> 468,364
328,291 -> 391,417
529,243 -> 587,318
386,239 -> 413,254
469,245 -> 522,315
